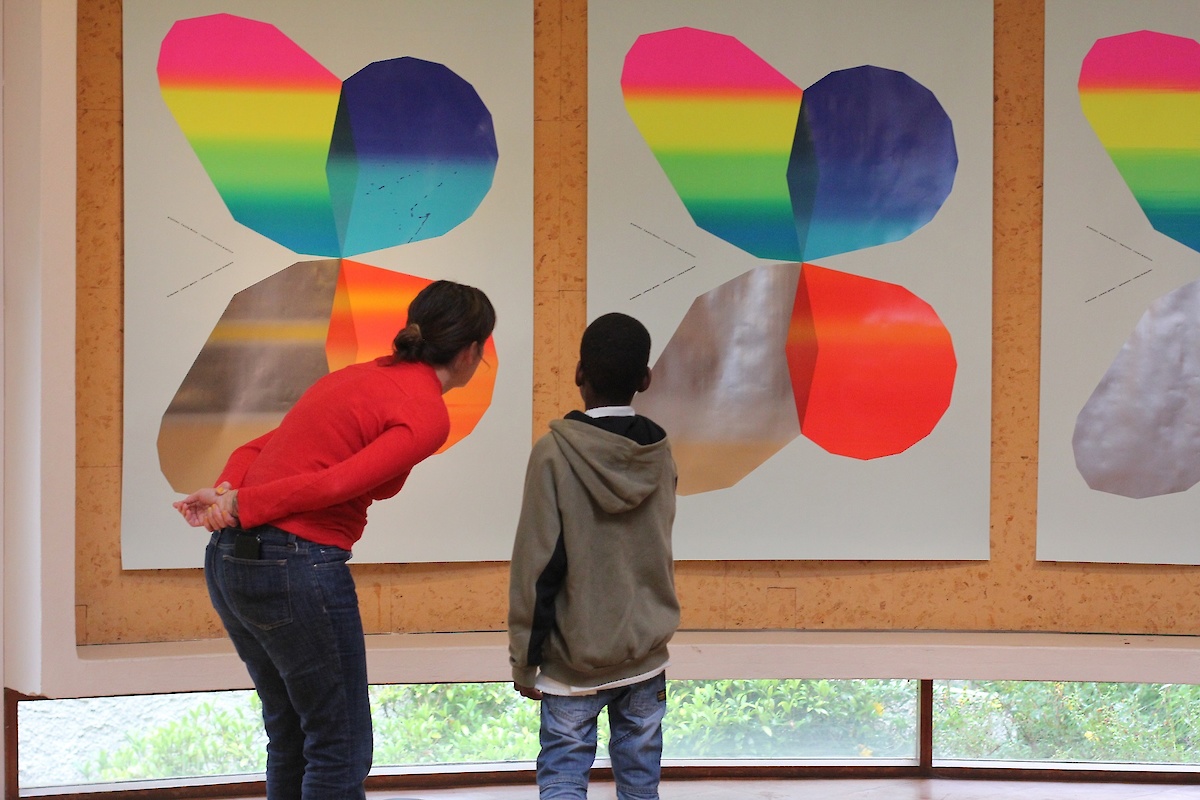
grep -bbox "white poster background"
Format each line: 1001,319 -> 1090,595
122,0 -> 533,568
588,1 -> 993,560
1039,1 -> 1200,564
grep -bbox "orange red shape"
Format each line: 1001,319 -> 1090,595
786,264 -> 956,459
327,261 -> 428,371
326,260 -> 496,453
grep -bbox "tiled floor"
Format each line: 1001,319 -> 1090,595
221,777 -> 1200,800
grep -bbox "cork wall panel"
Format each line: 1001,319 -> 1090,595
75,0 -> 1200,647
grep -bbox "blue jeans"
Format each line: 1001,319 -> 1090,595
206,527 -> 372,800
537,672 -> 667,800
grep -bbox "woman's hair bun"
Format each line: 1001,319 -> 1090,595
392,281 -> 496,366
392,321 -> 426,360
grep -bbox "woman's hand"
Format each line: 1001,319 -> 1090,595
173,482 -> 239,531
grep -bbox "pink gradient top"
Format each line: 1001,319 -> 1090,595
1080,30 -> 1200,92
622,27 -> 801,95
157,13 -> 340,90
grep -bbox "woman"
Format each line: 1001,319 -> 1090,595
174,279 -> 496,800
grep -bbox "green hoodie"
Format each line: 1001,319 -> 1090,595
508,417 -> 679,689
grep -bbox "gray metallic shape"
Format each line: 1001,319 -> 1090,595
634,262 -> 802,495
1074,276 -> 1200,498
158,259 -> 341,491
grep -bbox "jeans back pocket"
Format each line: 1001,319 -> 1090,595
221,555 -> 293,630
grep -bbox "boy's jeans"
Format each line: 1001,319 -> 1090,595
537,671 -> 667,800
206,527 -> 372,800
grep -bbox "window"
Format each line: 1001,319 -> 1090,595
18,679 -> 916,790
933,680 -> 1200,766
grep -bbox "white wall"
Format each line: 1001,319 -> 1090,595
1,0 -> 7,784
3,0 -> 75,698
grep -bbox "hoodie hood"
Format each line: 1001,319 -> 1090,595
548,418 -> 673,514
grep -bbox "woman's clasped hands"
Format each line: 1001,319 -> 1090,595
173,481 -> 240,531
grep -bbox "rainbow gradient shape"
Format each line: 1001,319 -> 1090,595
158,13 -> 498,257
621,27 -> 957,262
1080,30 -> 1200,251
622,28 -> 805,261
624,27 -> 960,479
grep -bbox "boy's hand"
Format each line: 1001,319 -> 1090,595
514,682 -> 543,701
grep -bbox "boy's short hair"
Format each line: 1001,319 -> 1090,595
579,313 -> 651,402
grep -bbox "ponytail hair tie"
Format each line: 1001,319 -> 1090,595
392,321 -> 426,362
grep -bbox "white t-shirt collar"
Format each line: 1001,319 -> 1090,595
584,405 -> 635,418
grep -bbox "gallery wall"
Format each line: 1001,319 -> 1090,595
74,0 -> 1200,647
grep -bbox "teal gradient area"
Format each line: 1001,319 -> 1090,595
1109,149 -> 1200,251
191,139 -> 342,256
653,151 -> 800,259
337,158 -> 496,255
227,202 -> 342,256
689,202 -> 802,261
1135,206 -> 1200,251
796,66 -> 957,261
326,102 -> 360,255
328,56 -> 499,255
799,214 -> 930,262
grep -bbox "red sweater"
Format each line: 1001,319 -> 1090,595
217,357 -> 450,550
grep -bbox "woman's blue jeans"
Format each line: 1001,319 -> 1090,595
206,527 -> 372,800
537,672 -> 667,800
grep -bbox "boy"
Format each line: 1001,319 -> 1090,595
508,312 -> 680,800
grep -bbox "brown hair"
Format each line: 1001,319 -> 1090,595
392,280 -> 496,366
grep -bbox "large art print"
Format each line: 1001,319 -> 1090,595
122,1 -> 533,568
1040,0 -> 1200,563
588,1 -> 994,560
